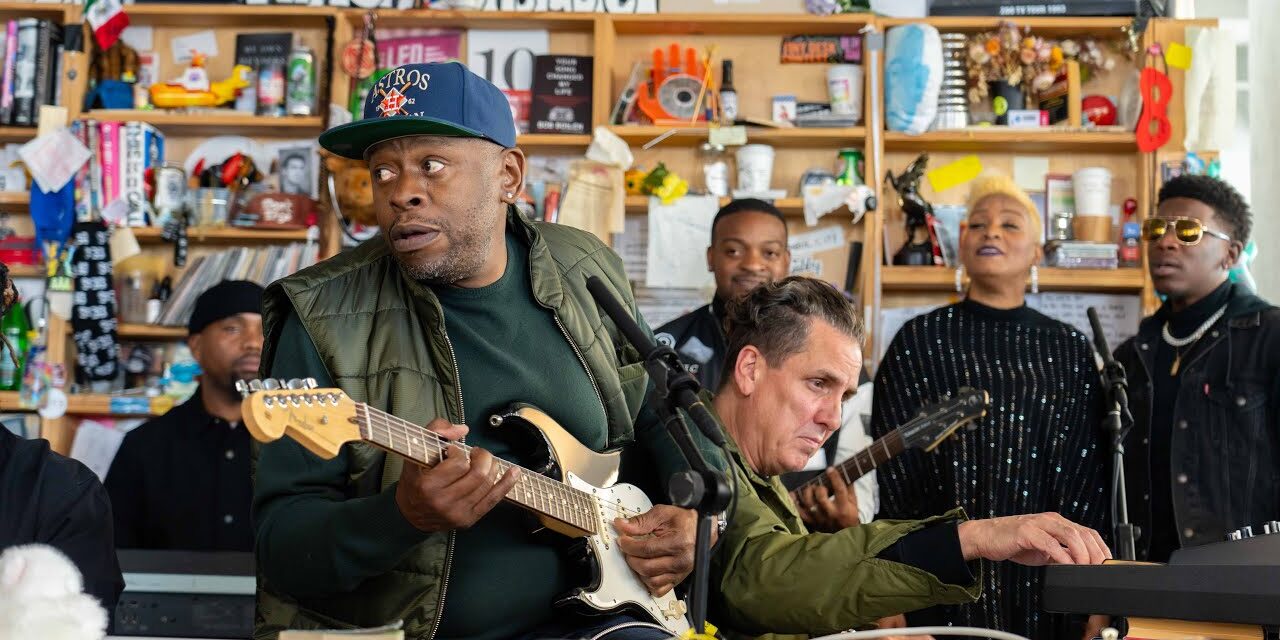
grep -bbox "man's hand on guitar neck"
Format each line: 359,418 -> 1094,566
394,419 -> 521,533
794,467 -> 861,532
613,505 -> 708,597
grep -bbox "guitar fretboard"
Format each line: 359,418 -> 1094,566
353,404 -> 601,535
795,430 -> 905,495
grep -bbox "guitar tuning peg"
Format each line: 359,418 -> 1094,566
262,379 -> 280,390
286,378 -> 305,389
248,379 -> 264,392
303,377 -> 318,389
235,380 -> 250,398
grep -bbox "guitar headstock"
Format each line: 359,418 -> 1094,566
899,387 -> 990,453
236,379 -> 361,459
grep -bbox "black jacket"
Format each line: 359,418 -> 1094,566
1115,283 -> 1280,559
655,299 -> 728,392
0,429 -> 124,610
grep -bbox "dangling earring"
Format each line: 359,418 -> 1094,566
955,266 -> 965,293
1029,265 -> 1039,294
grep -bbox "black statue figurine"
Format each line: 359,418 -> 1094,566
886,153 -> 940,266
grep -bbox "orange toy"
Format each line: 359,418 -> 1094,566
634,44 -> 708,123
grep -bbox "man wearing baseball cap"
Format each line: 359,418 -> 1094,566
253,62 -> 723,639
105,280 -> 264,552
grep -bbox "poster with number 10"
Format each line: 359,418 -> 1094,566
467,29 -> 549,133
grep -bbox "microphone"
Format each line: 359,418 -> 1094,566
584,275 -> 727,447
1086,307 -> 1112,361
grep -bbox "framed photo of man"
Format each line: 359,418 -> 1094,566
276,145 -> 318,198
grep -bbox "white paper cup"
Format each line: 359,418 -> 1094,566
736,144 -> 776,193
1073,167 -> 1112,217
827,64 -> 863,120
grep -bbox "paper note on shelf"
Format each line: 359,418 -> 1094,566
789,226 -> 845,255
171,30 -> 219,64
1026,292 -> 1141,349
556,160 -> 626,243
1013,156 -> 1050,193
1165,41 -> 1193,70
926,155 -> 983,193
646,195 -> 719,289
69,420 -> 126,483
19,128 -> 91,194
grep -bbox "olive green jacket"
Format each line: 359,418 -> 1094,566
253,211 -> 720,639
711,435 -> 981,640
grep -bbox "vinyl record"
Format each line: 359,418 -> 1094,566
656,74 -> 705,120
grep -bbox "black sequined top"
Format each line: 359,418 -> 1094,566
871,298 -> 1111,640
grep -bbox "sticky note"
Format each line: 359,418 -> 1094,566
1013,156 -> 1050,192
708,125 -> 747,147
1165,42 -> 1193,70
926,155 -> 983,193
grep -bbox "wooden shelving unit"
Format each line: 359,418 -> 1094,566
0,125 -> 38,142
610,125 -> 866,148
0,391 -> 26,412
7,264 -> 45,278
624,195 -> 807,216
84,110 -> 325,135
118,3 -> 335,26
132,226 -> 313,244
883,129 -> 1136,153
518,133 -> 593,148
65,394 -> 168,417
0,192 -> 29,208
881,266 -> 1145,293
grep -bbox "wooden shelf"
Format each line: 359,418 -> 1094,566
881,266 -> 1145,293
611,12 -> 873,35
625,195 -> 807,216
84,110 -> 325,136
116,4 -> 335,27
0,125 -> 37,142
878,16 -> 1133,37
0,192 -> 29,208
610,125 -> 865,148
118,323 -> 188,341
6,264 -> 45,278
0,2 -> 75,20
347,8 -> 595,31
883,128 -> 1136,153
65,394 -> 169,417
0,391 -> 29,413
132,226 -> 313,244
518,133 -> 593,147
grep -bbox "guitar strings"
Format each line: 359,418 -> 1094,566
357,405 -> 644,525
794,430 -> 905,496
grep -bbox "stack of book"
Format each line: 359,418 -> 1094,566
156,244 -> 319,327
0,18 -> 67,127
70,119 -> 166,227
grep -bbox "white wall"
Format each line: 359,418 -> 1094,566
1246,0 -> 1278,302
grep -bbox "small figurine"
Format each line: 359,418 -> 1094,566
886,153 -> 941,266
149,53 -> 252,109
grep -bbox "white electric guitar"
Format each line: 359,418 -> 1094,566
238,379 -> 691,636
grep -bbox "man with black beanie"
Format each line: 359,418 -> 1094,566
105,280 -> 264,551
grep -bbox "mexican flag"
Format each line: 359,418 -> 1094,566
84,0 -> 129,50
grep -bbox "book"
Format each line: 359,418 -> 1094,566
529,55 -> 592,136
121,122 -> 164,227
98,121 -> 122,208
10,19 -> 38,126
32,19 -> 60,119
0,21 -> 16,125
234,32 -> 292,70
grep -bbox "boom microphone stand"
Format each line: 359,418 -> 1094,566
585,276 -> 733,637
1087,307 -> 1139,561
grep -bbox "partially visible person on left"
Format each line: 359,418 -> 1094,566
105,280 -> 264,551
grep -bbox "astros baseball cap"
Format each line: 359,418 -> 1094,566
319,61 -> 517,160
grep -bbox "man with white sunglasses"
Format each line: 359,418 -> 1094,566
1115,174 -> 1279,562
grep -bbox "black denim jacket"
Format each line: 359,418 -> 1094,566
1115,284 -> 1280,558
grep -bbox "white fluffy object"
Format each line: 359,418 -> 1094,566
0,544 -> 108,640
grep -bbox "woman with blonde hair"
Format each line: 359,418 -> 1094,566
870,174 -> 1110,639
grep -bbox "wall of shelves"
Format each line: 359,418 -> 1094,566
0,5 -> 1208,454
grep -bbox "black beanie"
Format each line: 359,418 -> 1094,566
187,280 -> 265,335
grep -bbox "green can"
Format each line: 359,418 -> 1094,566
286,45 -> 316,117
836,148 -> 864,186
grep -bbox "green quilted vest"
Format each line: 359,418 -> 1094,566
254,212 -> 651,639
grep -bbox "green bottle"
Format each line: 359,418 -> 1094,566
0,301 -> 29,391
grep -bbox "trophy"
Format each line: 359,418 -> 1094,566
885,153 -> 941,266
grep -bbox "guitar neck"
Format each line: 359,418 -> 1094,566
352,404 -> 599,535
799,430 -> 905,494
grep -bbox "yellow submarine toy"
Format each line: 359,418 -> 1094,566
149,54 -> 252,109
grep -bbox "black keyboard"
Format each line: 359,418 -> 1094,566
1044,533 -> 1280,626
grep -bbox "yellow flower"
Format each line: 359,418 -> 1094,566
985,37 -> 1000,55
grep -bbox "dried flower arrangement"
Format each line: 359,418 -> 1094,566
966,22 -> 1119,103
